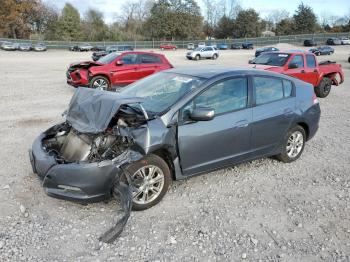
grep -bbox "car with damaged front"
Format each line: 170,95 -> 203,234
30,66 -> 321,216
67,51 -> 173,90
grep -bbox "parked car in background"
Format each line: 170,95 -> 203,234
33,43 -> 47,52
70,43 -> 93,51
187,43 -> 195,50
206,41 -> 217,48
304,39 -> 317,47
18,43 -> 33,51
340,37 -> 350,45
91,45 -> 106,51
230,43 -> 241,49
217,43 -> 228,50
31,67 -> 321,210
348,54 -> 350,63
255,46 -> 279,57
326,37 -> 341,45
92,45 -> 134,61
248,51 -> 344,98
242,42 -> 254,49
1,41 -> 18,51
67,51 -> 173,90
160,43 -> 177,50
186,46 -> 219,60
198,42 -> 206,48
309,46 -> 334,56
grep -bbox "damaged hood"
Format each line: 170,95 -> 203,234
69,61 -> 102,69
66,87 -> 143,134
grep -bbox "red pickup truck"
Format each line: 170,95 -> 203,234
249,51 -> 344,97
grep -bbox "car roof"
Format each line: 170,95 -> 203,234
166,66 -> 291,80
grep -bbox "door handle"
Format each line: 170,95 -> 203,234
235,120 -> 249,128
313,69 -> 318,73
300,70 -> 305,73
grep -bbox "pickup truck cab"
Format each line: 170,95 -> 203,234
249,51 -> 344,97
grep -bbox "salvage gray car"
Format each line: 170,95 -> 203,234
29,67 -> 320,212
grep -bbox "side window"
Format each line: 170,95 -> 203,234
192,78 -> 248,115
283,80 -> 293,97
254,77 -> 284,105
204,47 -> 212,51
121,54 -> 138,64
306,54 -> 316,68
290,55 -> 304,68
140,54 -> 161,64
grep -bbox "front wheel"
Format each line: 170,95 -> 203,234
124,154 -> 172,211
195,54 -> 200,61
212,53 -> 218,60
315,77 -> 332,98
90,76 -> 111,91
276,125 -> 306,163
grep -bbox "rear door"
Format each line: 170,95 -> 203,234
109,53 -> 139,86
137,54 -> 163,78
177,77 -> 252,175
250,76 -> 296,155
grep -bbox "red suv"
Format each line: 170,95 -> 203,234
67,51 -> 173,90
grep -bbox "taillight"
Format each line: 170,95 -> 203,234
312,92 -> 319,105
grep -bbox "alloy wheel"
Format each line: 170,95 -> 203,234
286,131 -> 304,158
92,78 -> 108,90
130,165 -> 165,205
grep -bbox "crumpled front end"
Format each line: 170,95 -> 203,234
29,122 -> 143,203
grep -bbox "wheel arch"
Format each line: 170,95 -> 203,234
90,73 -> 111,85
151,148 -> 176,180
296,122 -> 310,140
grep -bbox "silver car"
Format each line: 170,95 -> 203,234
186,46 -> 219,60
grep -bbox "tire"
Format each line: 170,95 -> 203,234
161,48 -> 164,50
276,125 -> 306,163
315,77 -> 332,98
89,76 -> 111,91
124,154 -> 172,211
212,53 -> 218,60
348,57 -> 350,63
172,48 -> 176,51
195,54 -> 200,61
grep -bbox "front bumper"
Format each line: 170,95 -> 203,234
29,133 -> 119,203
66,70 -> 89,87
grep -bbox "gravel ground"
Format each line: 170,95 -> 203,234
0,44 -> 350,262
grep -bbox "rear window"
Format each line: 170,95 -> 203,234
139,54 -> 161,64
254,77 -> 284,105
306,54 -> 316,68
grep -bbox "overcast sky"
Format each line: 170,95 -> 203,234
44,0 -> 350,24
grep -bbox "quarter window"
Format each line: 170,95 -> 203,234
306,54 -> 316,68
254,77 -> 284,105
283,80 -> 293,97
289,55 -> 304,68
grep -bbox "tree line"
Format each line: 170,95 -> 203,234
0,0 -> 349,41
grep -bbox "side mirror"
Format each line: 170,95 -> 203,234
190,107 -> 215,121
288,63 -> 298,69
116,60 -> 123,66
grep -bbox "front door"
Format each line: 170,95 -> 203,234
110,53 -> 140,86
177,77 -> 252,176
286,54 -> 312,84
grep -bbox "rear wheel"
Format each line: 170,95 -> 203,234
315,77 -> 332,98
90,76 -> 111,91
124,154 -> 172,211
276,125 -> 306,163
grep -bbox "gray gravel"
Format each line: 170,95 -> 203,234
0,45 -> 350,261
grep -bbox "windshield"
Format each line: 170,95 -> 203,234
98,52 -> 121,64
251,53 -> 290,66
119,72 -> 204,115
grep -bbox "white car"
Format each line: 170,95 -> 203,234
186,46 -> 219,60
340,37 -> 350,45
